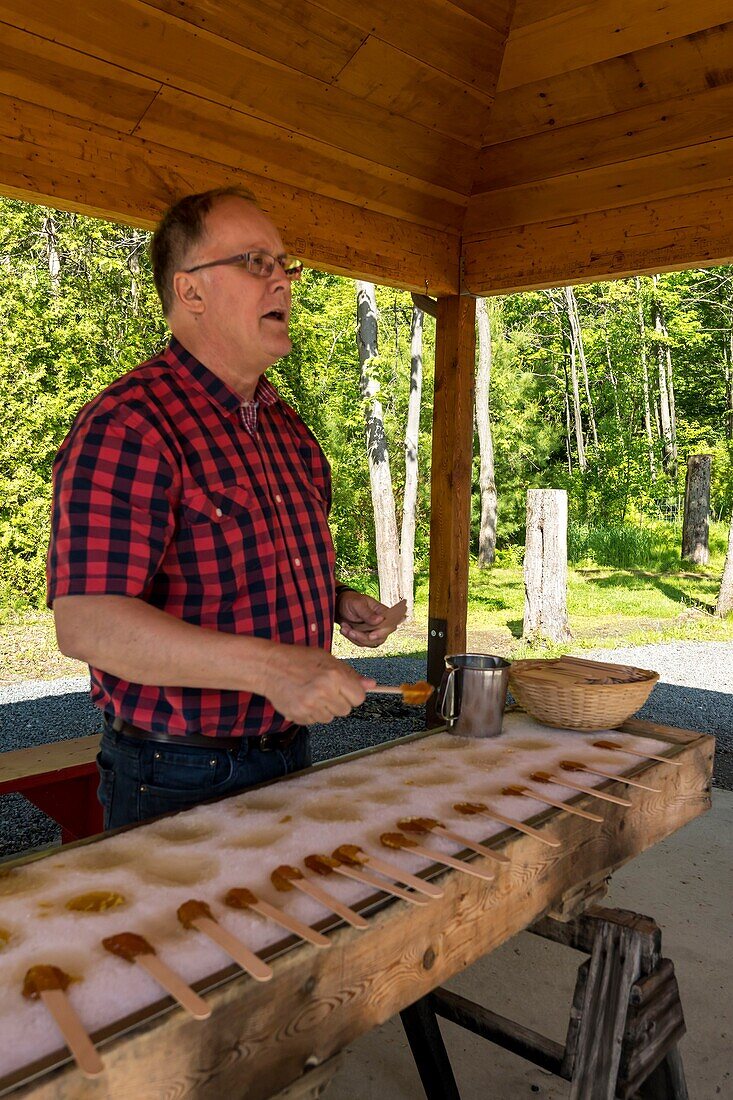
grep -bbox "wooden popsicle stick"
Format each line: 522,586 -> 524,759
249,898 -> 331,948
332,862 -> 429,905
435,825 -> 510,864
563,762 -> 660,792
359,854 -> 444,898
531,772 -> 631,807
558,655 -> 650,680
137,954 -> 211,1019
454,803 -> 561,848
404,842 -> 495,881
191,917 -> 273,982
365,681 -> 434,704
592,740 -> 682,766
512,787 -> 603,823
291,877 -> 369,930
40,989 -> 104,1079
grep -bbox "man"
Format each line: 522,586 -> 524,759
48,187 -> 400,828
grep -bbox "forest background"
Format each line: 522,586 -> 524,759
0,198 -> 731,679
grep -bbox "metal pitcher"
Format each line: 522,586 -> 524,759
436,653 -> 510,738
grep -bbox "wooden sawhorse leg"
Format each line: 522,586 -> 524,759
401,906 -> 688,1100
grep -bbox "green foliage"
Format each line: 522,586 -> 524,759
0,198 -> 731,620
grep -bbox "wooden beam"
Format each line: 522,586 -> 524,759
484,21 -> 733,145
308,0 -> 507,97
427,296 -> 475,690
144,0 -> 364,84
474,82 -> 733,194
465,132 -> 733,234
0,0 -> 475,196
332,35 -> 495,147
0,22 -> 159,134
462,183 -> 733,295
497,0 -> 733,91
0,96 -> 460,295
136,88 -> 467,233
7,731 -> 712,1099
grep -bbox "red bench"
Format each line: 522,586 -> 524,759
0,735 -> 103,843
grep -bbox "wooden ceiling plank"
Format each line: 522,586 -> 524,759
498,0 -> 733,91
510,1 -> 585,32
462,183 -> 733,294
474,82 -> 733,193
141,0 -> 364,83
441,0 -> 515,36
333,36 -> 494,147
0,0 -> 474,196
136,87 -> 467,231
0,94 -> 459,295
465,133 -> 733,233
0,22 -> 159,133
484,21 -> 733,144
308,0 -> 506,97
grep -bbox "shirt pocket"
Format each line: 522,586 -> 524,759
175,486 -> 276,604
181,486 -> 255,526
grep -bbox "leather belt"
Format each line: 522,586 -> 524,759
109,716 -> 301,753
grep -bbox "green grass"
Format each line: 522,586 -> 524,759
3,552 -> 731,683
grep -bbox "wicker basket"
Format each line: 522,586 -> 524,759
508,657 -> 659,732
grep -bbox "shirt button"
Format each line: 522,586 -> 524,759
294,557 -> 301,567
215,507 -> 223,518
275,494 -> 282,504
310,622 -> 317,633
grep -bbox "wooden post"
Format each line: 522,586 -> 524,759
681,454 -> 712,564
523,489 -> 571,644
426,295 -> 476,708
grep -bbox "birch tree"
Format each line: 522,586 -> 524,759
400,305 -> 423,617
652,274 -> 678,477
716,517 -> 733,616
565,284 -> 598,446
475,297 -> 497,567
355,281 -> 401,605
635,277 -> 657,479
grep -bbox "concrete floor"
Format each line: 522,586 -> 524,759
327,791 -> 733,1100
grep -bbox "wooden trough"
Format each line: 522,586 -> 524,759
0,717 -> 713,1099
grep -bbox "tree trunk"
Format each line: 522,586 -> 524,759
400,305 -> 423,619
523,489 -> 571,644
681,455 -> 712,565
356,281 -> 402,606
636,277 -> 657,479
41,215 -> 61,295
565,285 -> 597,447
652,275 -> 677,477
725,331 -> 733,442
475,297 -> 497,568
716,516 -> 733,616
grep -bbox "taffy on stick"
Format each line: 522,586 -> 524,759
22,965 -> 103,1078
102,933 -> 210,1019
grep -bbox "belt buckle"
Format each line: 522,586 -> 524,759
258,734 -> 277,753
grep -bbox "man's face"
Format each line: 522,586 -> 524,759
186,197 -> 293,374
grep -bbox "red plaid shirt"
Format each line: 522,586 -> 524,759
47,338 -> 336,738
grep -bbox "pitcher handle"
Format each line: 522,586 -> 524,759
436,668 -> 457,722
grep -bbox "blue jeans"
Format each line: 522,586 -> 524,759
96,719 -> 312,829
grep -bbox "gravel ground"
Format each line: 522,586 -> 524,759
1,642 -> 730,859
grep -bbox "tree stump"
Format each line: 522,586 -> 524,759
523,489 -> 571,643
681,454 -> 712,565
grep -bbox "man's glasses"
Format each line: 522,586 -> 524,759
184,250 -> 304,279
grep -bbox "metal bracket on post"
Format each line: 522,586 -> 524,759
426,616 -> 447,728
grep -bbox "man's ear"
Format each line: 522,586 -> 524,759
172,271 -> 206,316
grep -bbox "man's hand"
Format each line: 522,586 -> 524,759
266,646 -> 375,725
337,590 -> 405,649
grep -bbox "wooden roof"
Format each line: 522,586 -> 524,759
1,1 -> 733,294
